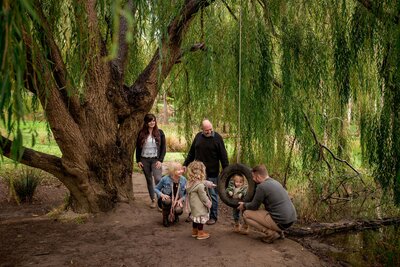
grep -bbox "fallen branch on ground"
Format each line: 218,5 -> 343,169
286,217 -> 400,237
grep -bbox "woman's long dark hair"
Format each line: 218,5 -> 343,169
137,114 -> 161,148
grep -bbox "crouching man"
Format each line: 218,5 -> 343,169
238,164 -> 297,243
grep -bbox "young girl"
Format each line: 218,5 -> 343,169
186,161 -> 212,240
135,114 -> 166,208
226,174 -> 249,233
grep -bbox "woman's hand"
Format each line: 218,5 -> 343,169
138,162 -> 144,169
155,161 -> 162,169
177,198 -> 183,208
161,193 -> 170,201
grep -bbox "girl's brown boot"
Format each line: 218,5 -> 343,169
196,230 -> 210,240
191,228 -> 198,238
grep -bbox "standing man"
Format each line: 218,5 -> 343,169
184,119 -> 229,225
238,164 -> 297,243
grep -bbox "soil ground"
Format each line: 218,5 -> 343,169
0,170 -> 326,267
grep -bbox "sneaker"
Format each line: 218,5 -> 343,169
150,201 -> 156,209
206,219 -> 216,225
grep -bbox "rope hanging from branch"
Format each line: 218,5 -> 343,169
236,0 -> 242,163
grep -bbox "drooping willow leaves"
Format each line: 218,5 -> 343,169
1,0 -> 400,205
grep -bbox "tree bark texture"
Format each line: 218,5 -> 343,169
2,0 -> 214,213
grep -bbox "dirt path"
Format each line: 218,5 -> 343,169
0,172 -> 325,267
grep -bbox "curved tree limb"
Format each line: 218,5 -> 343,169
33,0 -> 81,121
0,135 -> 64,179
124,0 -> 216,112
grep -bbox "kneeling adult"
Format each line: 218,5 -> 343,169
238,164 -> 296,243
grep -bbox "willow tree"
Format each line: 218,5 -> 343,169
171,0 -> 400,205
0,0 -> 216,212
2,0 -> 400,214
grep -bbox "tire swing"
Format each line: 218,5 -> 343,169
217,163 -> 256,208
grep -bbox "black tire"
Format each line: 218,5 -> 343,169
218,163 -> 255,208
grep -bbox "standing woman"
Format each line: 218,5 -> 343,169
136,114 -> 166,208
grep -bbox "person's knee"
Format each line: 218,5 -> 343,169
175,207 -> 183,215
162,198 -> 171,205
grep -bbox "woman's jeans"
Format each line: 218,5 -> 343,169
207,177 -> 218,220
141,157 -> 162,200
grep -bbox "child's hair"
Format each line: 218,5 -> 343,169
187,161 -> 206,181
168,162 -> 182,176
232,174 -> 245,185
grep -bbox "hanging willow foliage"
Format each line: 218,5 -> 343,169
171,0 -> 400,204
1,0 -> 400,206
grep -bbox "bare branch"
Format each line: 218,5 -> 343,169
221,0 -> 238,21
303,113 -> 360,175
321,144 -> 360,175
283,136 -> 296,189
1,135 -> 64,179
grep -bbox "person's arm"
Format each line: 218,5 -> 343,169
244,186 -> 264,210
217,134 -> 229,169
158,129 -> 166,162
225,180 -> 234,196
183,134 -> 197,167
197,184 -> 212,209
154,176 -> 165,198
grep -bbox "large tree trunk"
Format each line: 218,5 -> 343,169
1,0 -> 214,213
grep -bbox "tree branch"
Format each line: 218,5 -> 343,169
283,136 -> 296,189
21,29 -> 90,171
124,0 -> 215,113
221,0 -> 238,21
33,0 -> 81,120
81,0 -> 109,92
0,135 -> 64,179
112,0 -> 137,80
303,113 -> 360,175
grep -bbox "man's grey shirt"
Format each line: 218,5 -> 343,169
245,178 -> 297,225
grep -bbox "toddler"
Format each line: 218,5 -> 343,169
226,174 -> 249,233
186,161 -> 212,240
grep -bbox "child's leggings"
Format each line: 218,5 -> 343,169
192,222 -> 204,230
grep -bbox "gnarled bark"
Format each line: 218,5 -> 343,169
2,0 -> 214,213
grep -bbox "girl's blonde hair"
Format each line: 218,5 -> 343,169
187,161 -> 206,181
